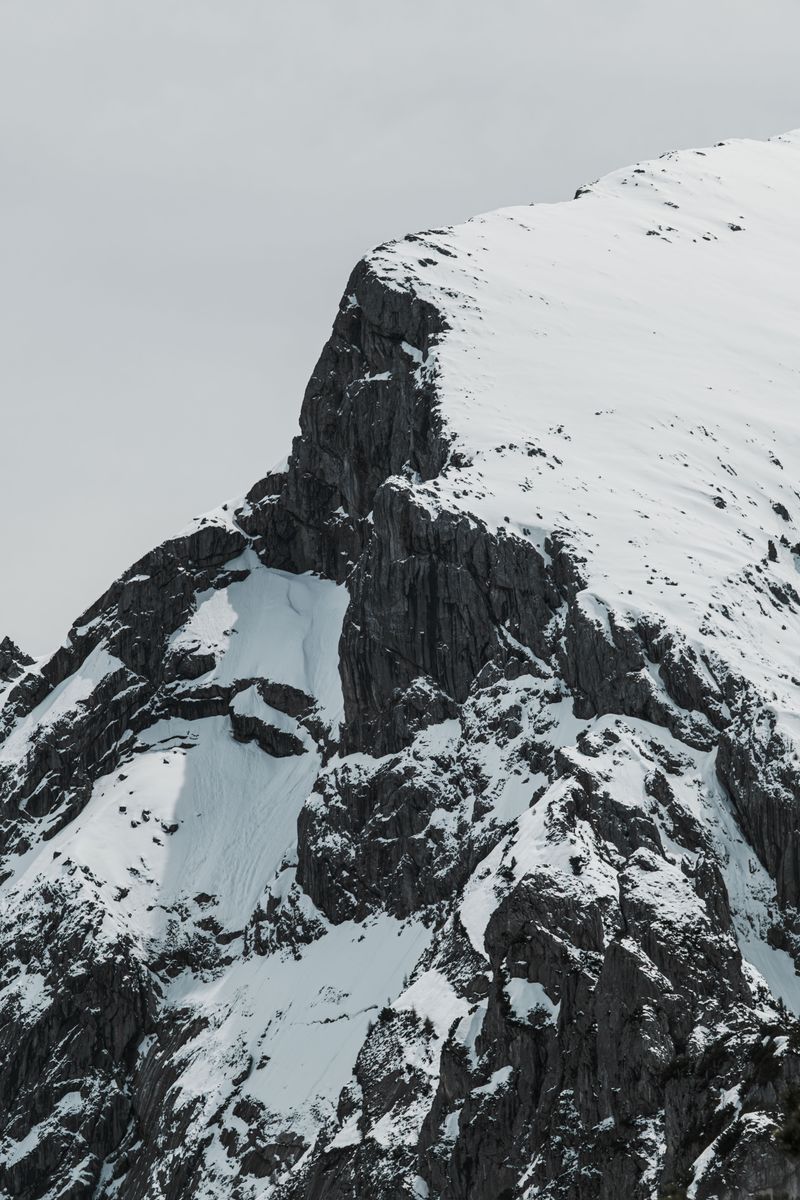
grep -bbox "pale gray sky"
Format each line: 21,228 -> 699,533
2,0 -> 799,653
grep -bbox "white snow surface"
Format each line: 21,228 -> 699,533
372,130 -> 800,717
169,549 -> 349,726
167,914 -> 431,1140
505,978 -> 560,1025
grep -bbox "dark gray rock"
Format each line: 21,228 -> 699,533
717,702 -> 800,908
0,636 -> 33,684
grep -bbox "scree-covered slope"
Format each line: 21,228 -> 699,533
2,130 -> 800,1200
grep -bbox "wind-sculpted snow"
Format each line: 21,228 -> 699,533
370,130 -> 800,711
3,131 -> 800,1200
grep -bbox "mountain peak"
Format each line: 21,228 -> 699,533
2,130 -> 800,1200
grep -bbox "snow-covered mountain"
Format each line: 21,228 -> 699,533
3,130 -> 800,1200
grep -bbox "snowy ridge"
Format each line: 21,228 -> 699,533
371,130 -> 800,708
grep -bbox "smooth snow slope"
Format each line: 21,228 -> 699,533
374,131 -> 800,711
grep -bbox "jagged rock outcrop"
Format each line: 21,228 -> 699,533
3,130 -> 800,1200
0,637 -> 33,684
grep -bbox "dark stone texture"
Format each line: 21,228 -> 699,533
0,878 -> 154,1200
0,636 -> 33,684
717,702 -> 800,908
339,479 -> 556,755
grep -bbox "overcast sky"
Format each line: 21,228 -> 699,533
2,0 -> 800,654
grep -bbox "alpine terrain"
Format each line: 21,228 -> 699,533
4,130 -> 800,1200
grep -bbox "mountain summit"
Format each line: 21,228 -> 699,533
3,132 -> 800,1200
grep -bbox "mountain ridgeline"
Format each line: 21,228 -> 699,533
3,132 -> 800,1199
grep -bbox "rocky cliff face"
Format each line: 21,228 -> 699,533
3,131 -> 800,1200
